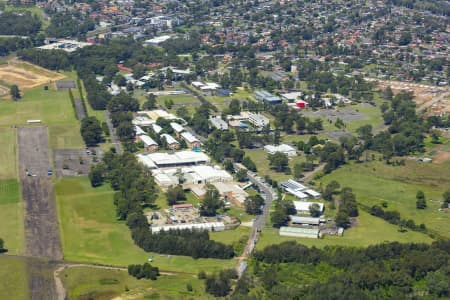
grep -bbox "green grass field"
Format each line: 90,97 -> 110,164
320,160 -> 450,238
61,266 -> 212,300
256,210 -> 433,250
0,86 -> 84,149
244,149 -> 306,182
55,177 -> 235,273
0,128 -> 17,179
0,256 -> 29,300
157,94 -> 202,115
0,179 -> 24,255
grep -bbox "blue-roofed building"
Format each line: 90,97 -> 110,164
216,89 -> 231,96
253,90 -> 282,104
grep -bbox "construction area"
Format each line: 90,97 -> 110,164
146,204 -> 239,233
0,60 -> 65,90
17,126 -> 62,300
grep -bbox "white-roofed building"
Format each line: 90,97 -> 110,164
281,180 -> 307,191
161,134 -> 180,150
304,189 -> 321,198
192,81 -> 204,88
290,216 -> 325,225
286,188 -> 309,200
264,144 -> 297,156
152,165 -> 232,187
170,122 -> 184,136
293,201 -> 324,214
279,226 -> 319,238
151,222 -> 225,233
200,82 -> 221,91
248,113 -> 270,128
140,110 -> 179,121
133,116 -> 155,127
181,132 -> 201,149
134,125 -> 146,137
139,135 -> 158,152
209,116 -> 229,131
281,92 -> 303,102
144,151 -> 210,169
137,154 -> 157,169
144,35 -> 172,46
151,123 -> 163,134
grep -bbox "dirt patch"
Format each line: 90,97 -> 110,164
53,149 -> 96,177
0,60 -> 65,90
373,79 -> 450,115
431,145 -> 450,164
327,130 -> 354,140
303,107 -> 367,123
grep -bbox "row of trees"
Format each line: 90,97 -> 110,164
246,240 -> 450,299
128,263 -> 159,280
0,11 -> 41,36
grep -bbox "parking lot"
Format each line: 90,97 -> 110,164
53,149 -> 96,177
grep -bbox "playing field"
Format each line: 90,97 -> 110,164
0,85 -> 84,149
320,160 -> 450,238
55,177 -> 235,273
61,266 -> 212,299
0,61 -> 65,90
0,179 -> 24,255
256,210 -> 433,250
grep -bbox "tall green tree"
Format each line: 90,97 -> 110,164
80,116 -> 102,146
416,190 -> 427,209
10,85 -> 20,100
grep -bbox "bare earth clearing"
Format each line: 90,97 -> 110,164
0,61 -> 65,90
53,149 -> 93,177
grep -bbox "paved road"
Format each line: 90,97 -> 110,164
105,110 -> 122,154
236,167 -> 278,278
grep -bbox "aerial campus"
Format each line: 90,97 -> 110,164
0,0 -> 449,299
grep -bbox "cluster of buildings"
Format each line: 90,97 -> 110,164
148,204 -> 234,234
280,180 -> 321,200
37,39 -> 92,53
133,110 -> 202,152
226,111 -> 270,130
137,149 -> 249,206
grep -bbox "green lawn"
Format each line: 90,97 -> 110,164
0,179 -> 24,255
0,127 -> 17,179
61,266 -> 212,300
0,256 -> 29,300
320,160 -> 450,238
244,149 -> 306,182
55,177 -> 235,273
157,94 -> 202,115
0,86 -> 84,149
256,210 -> 433,250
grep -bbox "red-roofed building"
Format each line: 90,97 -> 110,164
172,203 -> 193,210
